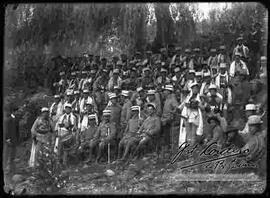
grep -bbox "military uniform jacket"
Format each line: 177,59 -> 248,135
94,121 -> 117,141
137,115 -> 161,137
121,100 -> 132,127
162,94 -> 179,122
107,104 -> 122,126
123,116 -> 143,138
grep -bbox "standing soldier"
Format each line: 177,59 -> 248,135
106,93 -> 122,145
161,85 -> 179,151
120,90 -> 132,133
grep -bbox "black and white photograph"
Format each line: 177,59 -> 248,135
3,2 -> 267,195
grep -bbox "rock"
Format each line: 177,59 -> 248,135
12,174 -> 24,184
105,169 -> 115,177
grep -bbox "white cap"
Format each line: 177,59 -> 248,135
82,71 -> 88,74
113,69 -> 120,74
235,52 -> 242,56
203,72 -> 211,77
220,63 -> 227,68
54,95 -> 60,98
66,91 -> 73,96
103,109 -> 111,116
261,56 -> 267,61
147,90 -> 156,95
174,67 -> 180,73
74,90 -> 80,95
65,103 -> 72,109
121,90 -> 129,97
83,89 -> 89,94
195,71 -> 203,76
161,68 -> 167,72
189,69 -> 195,74
113,86 -> 120,90
88,114 -> 96,120
208,84 -> 217,90
245,104 -> 256,111
131,106 -> 140,111
60,71 -> 65,76
248,115 -> 263,125
164,84 -> 174,92
143,67 -> 150,72
71,72 -> 76,75
41,107 -> 49,112
86,99 -> 93,105
137,87 -> 143,92
109,93 -> 117,99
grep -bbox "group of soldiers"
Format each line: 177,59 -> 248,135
3,34 -> 265,176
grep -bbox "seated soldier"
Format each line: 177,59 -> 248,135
88,110 -> 117,164
77,114 -> 98,162
133,103 -> 161,159
238,104 -> 257,142
240,115 -> 266,176
204,116 -> 225,148
117,106 -> 143,161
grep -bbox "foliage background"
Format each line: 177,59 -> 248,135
4,2 -> 267,100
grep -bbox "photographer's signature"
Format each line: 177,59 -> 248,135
171,142 -> 257,172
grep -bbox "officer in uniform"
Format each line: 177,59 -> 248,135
133,103 -> 161,159
117,106 -> 143,161
91,110 -> 117,163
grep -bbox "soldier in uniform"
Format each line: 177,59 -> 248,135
145,90 -> 162,117
240,115 -> 266,177
79,114 -> 98,163
133,103 -> 161,159
120,90 -> 132,132
106,93 -> 122,145
117,106 -> 143,161
107,69 -> 122,91
161,85 -> 179,150
91,110 -> 117,163
204,116 -> 225,148
238,104 -> 258,141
